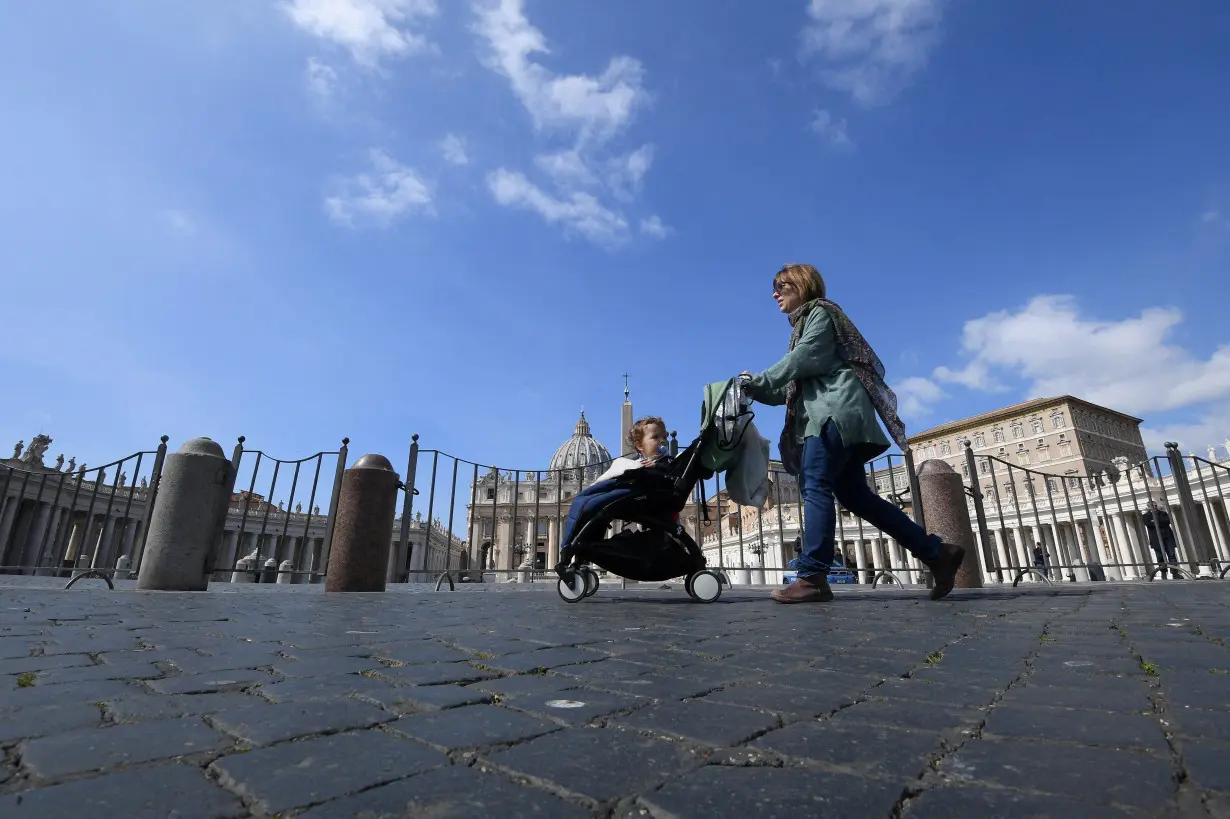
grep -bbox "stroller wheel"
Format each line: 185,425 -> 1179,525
688,570 -> 722,603
557,572 -> 587,603
580,567 -> 600,597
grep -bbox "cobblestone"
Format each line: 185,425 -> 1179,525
0,579 -> 1226,816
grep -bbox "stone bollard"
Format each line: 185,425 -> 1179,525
136,438 -> 234,591
326,454 -> 400,592
277,560 -> 294,584
115,555 -> 130,574
917,460 -> 983,589
231,557 -> 254,583
261,558 -> 278,584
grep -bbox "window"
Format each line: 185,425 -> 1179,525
1052,413 -> 1065,429
1059,442 -> 1072,457
1046,477 -> 1058,493
1066,476 -> 1080,489
1031,419 -> 1044,434
940,441 -> 951,456
1011,424 -> 1024,440
961,463 -> 969,477
1037,446 -> 1051,462
978,460 -> 989,474
1017,451 -> 1030,465
925,444 -> 937,458
974,432 -> 986,448
485,488 -> 495,500
993,428 -> 1005,443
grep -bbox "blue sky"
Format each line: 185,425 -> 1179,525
3,0 -> 1229,483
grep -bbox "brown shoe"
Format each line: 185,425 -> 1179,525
770,574 -> 834,604
925,542 -> 966,601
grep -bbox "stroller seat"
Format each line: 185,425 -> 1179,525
554,377 -> 754,605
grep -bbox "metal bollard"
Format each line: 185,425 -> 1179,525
136,438 -> 234,591
325,454 -> 400,592
917,460 -> 983,589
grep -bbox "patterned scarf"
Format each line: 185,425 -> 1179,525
779,298 -> 908,475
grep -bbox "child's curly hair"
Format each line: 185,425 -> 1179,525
629,416 -> 667,453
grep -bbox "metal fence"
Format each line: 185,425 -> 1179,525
212,437 -> 348,584
959,441 -> 1229,585
0,437 -> 168,577
8,428 -> 1227,591
388,432 -> 931,589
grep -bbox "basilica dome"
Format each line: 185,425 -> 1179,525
548,411 -> 613,480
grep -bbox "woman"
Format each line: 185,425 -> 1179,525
744,263 -> 965,603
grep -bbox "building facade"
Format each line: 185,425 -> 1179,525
908,396 -> 1148,501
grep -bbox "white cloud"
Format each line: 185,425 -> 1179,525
305,57 -> 339,99
639,215 -> 671,239
900,294 -> 1230,451
534,149 -> 597,187
284,0 -> 439,67
163,209 -> 197,235
473,0 -> 648,140
894,375 -> 946,419
801,0 -> 943,106
326,149 -> 432,226
607,144 -> 655,200
439,134 -> 469,166
809,109 -> 854,148
474,0 -> 660,245
1201,208 -> 1229,230
487,169 -> 626,244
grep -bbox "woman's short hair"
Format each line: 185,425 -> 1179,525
773,263 -> 826,302
629,416 -> 666,451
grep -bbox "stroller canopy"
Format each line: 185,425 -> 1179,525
697,378 -> 754,474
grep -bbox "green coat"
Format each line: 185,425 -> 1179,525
748,306 -> 890,462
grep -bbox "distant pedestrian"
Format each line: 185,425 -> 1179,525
1032,543 -> 1049,578
742,263 -> 965,604
1141,501 -> 1181,579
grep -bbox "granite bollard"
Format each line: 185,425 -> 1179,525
917,459 -> 982,589
136,438 -> 234,591
277,560 -> 294,584
325,454 -> 400,592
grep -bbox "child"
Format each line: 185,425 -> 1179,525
559,416 -> 670,549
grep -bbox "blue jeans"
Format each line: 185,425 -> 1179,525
560,480 -> 631,548
794,421 -> 942,578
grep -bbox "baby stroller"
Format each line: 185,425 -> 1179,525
555,377 -> 754,604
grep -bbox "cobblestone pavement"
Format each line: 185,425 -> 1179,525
0,578 -> 1227,818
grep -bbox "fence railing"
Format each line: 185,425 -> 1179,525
0,437 -> 168,578
6,429 -> 1227,590
212,437 -> 348,583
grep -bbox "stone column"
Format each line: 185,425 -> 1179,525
851,538 -> 868,583
19,503 -> 52,573
91,515 -> 118,569
325,454 -> 400,593
127,520 -> 146,572
991,528 -> 1011,579
0,496 -> 20,565
1200,502 -> 1226,562
547,517 -> 560,570
497,517 -> 513,574
137,438 -> 235,591
1110,514 -> 1135,579
39,505 -> 65,574
917,460 -> 982,588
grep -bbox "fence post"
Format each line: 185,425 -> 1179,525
1165,442 -> 1215,575
325,454 -> 400,592
904,447 -> 926,531
136,438 -> 234,591
962,442 -> 996,582
317,437 -> 349,581
917,459 -> 982,588
397,435 -> 420,582
131,435 -> 169,573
